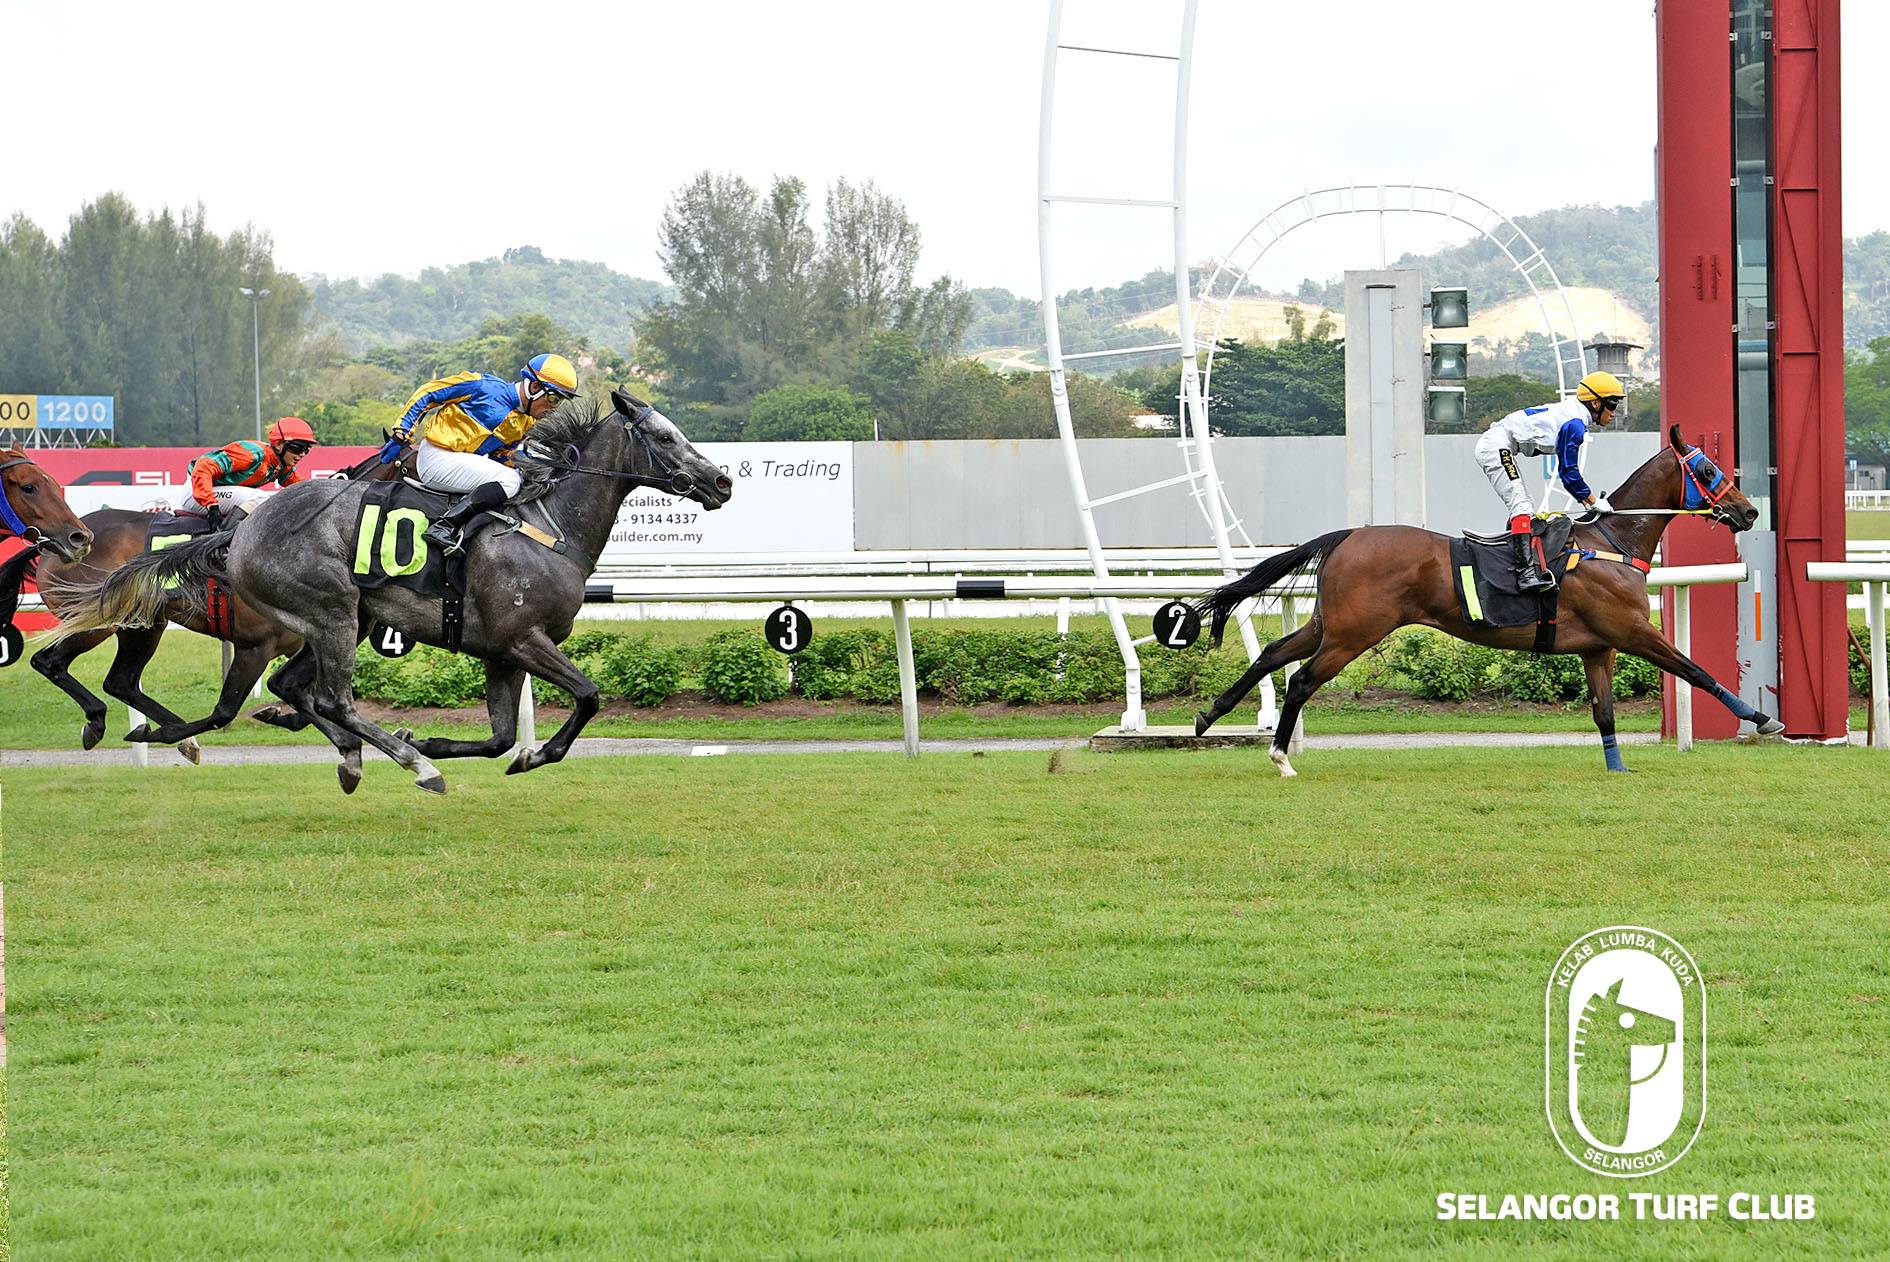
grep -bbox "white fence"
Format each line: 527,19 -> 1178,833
1805,562 -> 1889,749
1847,491 -> 1890,511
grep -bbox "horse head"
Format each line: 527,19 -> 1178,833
611,387 -> 733,511
0,448 -> 93,561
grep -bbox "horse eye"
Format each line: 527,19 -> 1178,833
21,482 -> 36,495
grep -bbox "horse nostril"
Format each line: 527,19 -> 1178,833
714,476 -> 731,493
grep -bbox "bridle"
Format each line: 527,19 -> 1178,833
1588,447 -> 1739,524
524,402 -> 701,496
1675,445 -> 1735,515
0,457 -> 48,546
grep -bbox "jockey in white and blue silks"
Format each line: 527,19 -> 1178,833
1473,370 -> 1626,591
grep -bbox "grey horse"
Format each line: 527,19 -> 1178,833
46,389 -> 732,793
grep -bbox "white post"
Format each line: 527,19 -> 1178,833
220,640 -> 232,679
1868,581 -> 1887,751
129,705 -> 149,768
517,676 -> 536,752
1674,584 -> 1693,753
892,598 -> 920,757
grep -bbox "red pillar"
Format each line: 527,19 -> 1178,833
1771,0 -> 1848,739
1656,0 -> 1740,739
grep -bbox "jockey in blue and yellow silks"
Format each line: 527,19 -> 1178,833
382,352 -> 579,553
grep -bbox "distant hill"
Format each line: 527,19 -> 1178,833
307,245 -> 671,352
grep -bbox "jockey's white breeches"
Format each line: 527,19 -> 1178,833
415,439 -> 522,497
1474,430 -> 1536,521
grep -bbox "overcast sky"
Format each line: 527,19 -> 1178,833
5,0 -> 1885,300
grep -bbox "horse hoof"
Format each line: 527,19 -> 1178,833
393,727 -> 414,743
1269,747 -> 1297,778
337,764 -> 362,794
81,720 -> 105,750
505,748 -> 535,775
415,772 -> 447,795
125,724 -> 154,744
1756,716 -> 1786,737
1194,711 -> 1213,737
177,739 -> 203,766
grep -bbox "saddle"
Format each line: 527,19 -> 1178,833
348,480 -> 552,653
1449,516 -> 1576,652
145,512 -> 234,638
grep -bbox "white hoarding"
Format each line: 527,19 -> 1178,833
600,442 -> 854,561
54,441 -> 857,560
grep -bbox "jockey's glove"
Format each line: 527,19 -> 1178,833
378,435 -> 407,464
1584,496 -> 1613,518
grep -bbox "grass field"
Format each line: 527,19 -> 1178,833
5,744 -> 1889,1259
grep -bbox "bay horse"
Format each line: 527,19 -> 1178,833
45,390 -> 732,794
1,444 -> 414,758
1191,424 -> 1782,775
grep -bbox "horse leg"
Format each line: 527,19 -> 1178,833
264,644 -> 368,793
30,627 -> 114,749
1195,621 -> 1321,735
503,631 -> 599,774
303,625 -> 446,794
1582,649 -> 1630,773
251,647 -> 318,731
395,662 -> 524,760
1617,621 -> 1785,736
135,641 -> 275,747
1268,640 -> 1374,778
101,627 -> 210,765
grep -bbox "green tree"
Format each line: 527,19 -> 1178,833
1205,336 -> 1345,437
743,383 -> 874,441
1846,337 -> 1890,465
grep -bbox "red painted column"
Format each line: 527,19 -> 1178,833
1771,0 -> 1848,740
1656,0 -> 1740,739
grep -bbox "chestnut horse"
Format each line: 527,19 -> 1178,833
1192,425 -> 1783,775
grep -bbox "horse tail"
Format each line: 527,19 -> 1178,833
1191,528 -> 1355,648
0,545 -> 40,629
38,533 -> 230,646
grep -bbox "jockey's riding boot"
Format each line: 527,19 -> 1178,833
422,482 -> 509,556
1513,531 -> 1557,592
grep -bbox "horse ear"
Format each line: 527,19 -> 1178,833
610,386 -> 652,421
1668,424 -> 1686,452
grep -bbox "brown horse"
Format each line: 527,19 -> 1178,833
1192,424 -> 1782,775
4,447 -> 407,757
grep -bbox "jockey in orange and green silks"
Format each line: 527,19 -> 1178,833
187,416 -> 317,526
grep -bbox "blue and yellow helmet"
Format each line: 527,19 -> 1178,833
521,353 -> 579,398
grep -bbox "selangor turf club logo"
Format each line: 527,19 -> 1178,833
1546,926 -> 1705,1178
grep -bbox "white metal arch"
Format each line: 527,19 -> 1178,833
1196,184 -> 1590,403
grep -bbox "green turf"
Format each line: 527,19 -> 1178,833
1844,510 -> 1890,540
0,618 -> 1662,750
4,746 -> 1889,1259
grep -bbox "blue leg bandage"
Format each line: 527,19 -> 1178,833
1705,680 -> 1761,723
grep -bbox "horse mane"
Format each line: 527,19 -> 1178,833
517,394 -> 612,458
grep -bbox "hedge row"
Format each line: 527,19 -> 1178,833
349,624 -> 1669,710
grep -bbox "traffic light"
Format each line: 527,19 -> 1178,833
1427,386 -> 1467,427
1430,341 -> 1468,381
1429,286 -> 1469,328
